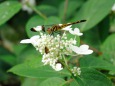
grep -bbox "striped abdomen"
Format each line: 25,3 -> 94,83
60,20 -> 86,29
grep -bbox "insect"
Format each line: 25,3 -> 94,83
44,46 -> 49,54
31,20 -> 86,35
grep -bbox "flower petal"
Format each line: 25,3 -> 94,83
69,28 -> 83,36
70,44 -> 93,55
20,39 -> 32,43
53,63 -> 63,71
80,44 -> 89,50
33,26 -> 42,31
112,3 -> 115,11
61,25 -> 72,31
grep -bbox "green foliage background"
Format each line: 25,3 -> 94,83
0,0 -> 115,86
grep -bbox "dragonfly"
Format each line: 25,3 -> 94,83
31,20 -> 86,35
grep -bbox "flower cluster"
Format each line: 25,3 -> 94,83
71,67 -> 81,76
21,0 -> 36,13
20,25 -> 93,75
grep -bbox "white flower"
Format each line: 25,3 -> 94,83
112,3 -> 115,11
69,28 -> 83,36
70,44 -> 93,55
20,35 -> 40,49
52,63 -> 63,71
20,35 -> 39,44
32,26 -> 42,32
20,23 -> 93,71
71,67 -> 81,76
21,0 -> 36,14
61,25 -> 72,31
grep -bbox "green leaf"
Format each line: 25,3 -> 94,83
13,44 -> 27,56
22,78 -> 46,86
59,0 -> 84,20
70,68 -> 112,86
101,34 -> 115,65
81,27 -> 101,50
0,1 -> 21,26
17,45 -> 42,63
40,0 -> 63,7
98,16 -> 110,42
37,5 -> 57,16
39,77 -> 66,86
0,55 -> 16,66
0,46 -> 16,65
26,16 -> 61,37
77,68 -> 112,86
80,56 -> 115,72
44,16 -> 61,25
9,58 -> 70,78
26,15 -> 45,37
71,0 -> 114,31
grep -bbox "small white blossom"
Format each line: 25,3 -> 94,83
52,63 -> 63,71
70,44 -> 93,55
32,26 -> 42,31
21,0 -> 36,14
71,67 -> 81,76
112,3 -> 115,11
69,28 -> 83,36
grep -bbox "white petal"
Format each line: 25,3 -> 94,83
81,50 -> 93,55
33,26 -> 42,31
112,3 -> 115,11
80,44 -> 89,50
53,63 -> 63,71
20,39 -> 31,43
69,28 -> 83,36
70,44 -> 93,55
20,35 -> 39,45
59,24 -> 62,26
74,28 -> 83,36
30,35 -> 40,40
62,25 -> 72,31
69,45 -> 79,53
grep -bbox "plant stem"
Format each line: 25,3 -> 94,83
60,55 -> 72,74
26,2 -> 47,20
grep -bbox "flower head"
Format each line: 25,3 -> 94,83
71,67 -> 81,76
20,24 -> 93,71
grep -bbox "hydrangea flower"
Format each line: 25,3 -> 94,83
20,24 -> 93,73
